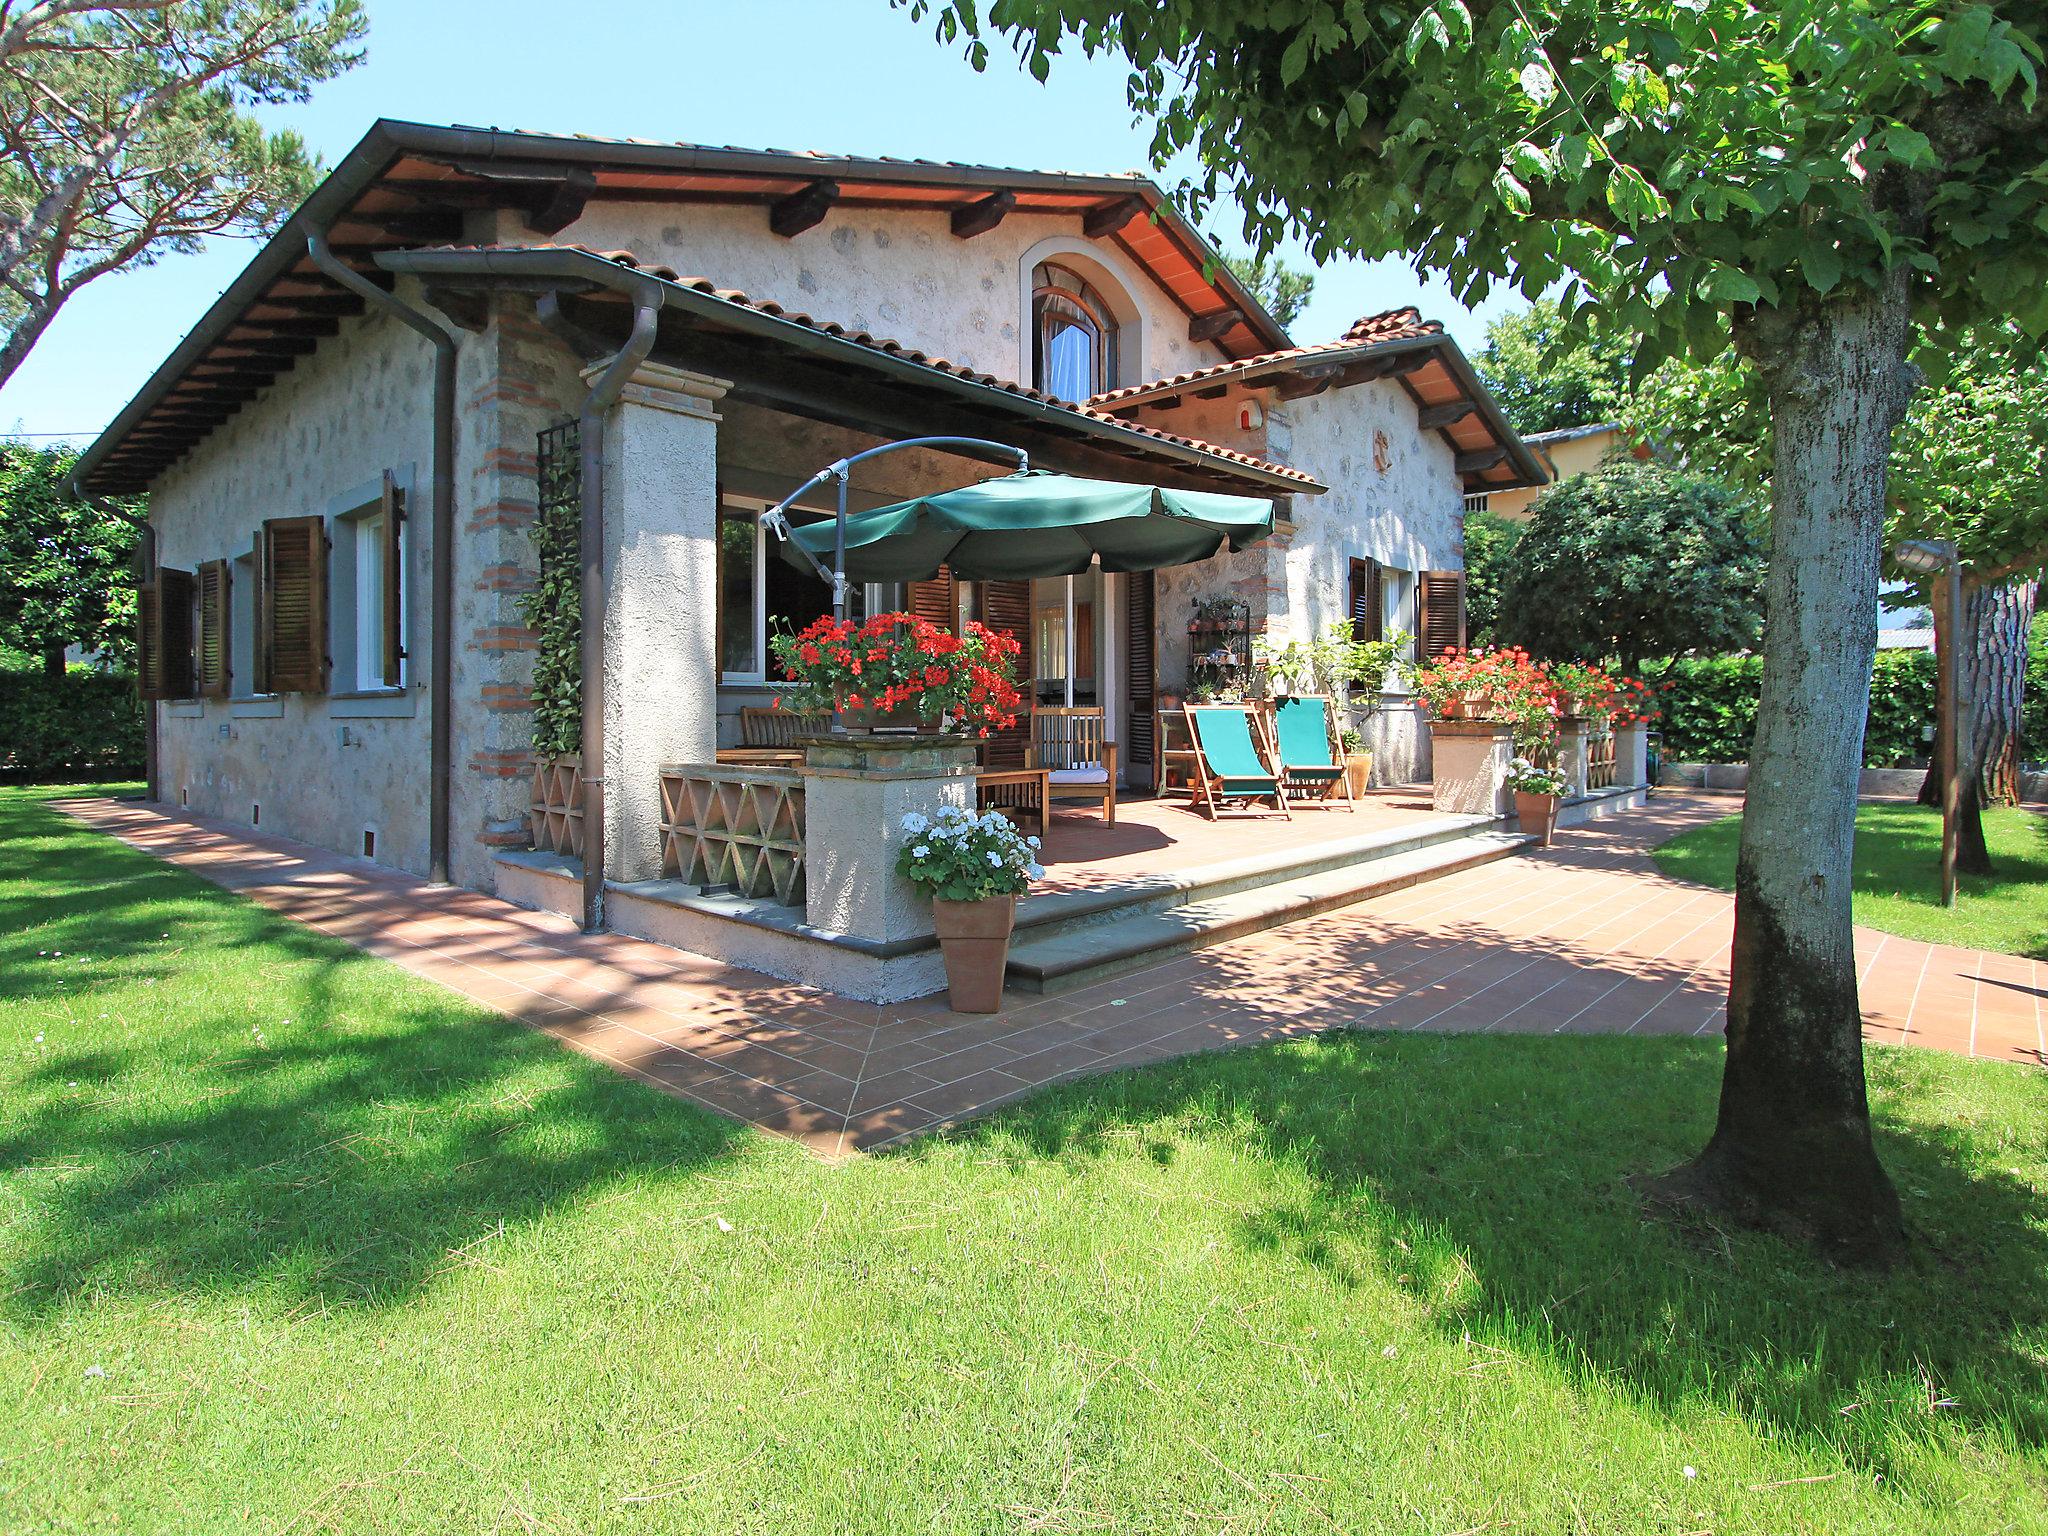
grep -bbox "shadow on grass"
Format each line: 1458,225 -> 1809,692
0,788 -> 749,1318
934,1029 -> 2048,1481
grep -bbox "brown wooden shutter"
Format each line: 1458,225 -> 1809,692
1418,569 -> 1467,659
1348,558 -> 1383,644
197,559 -> 231,699
146,567 -> 197,700
1124,569 -> 1157,790
136,580 -> 163,700
250,529 -> 271,694
262,515 -> 329,694
908,565 -> 956,629
380,470 -> 405,687
978,577 -> 1034,768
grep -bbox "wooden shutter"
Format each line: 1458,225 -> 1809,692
262,515 -> 329,694
979,577 -> 1034,768
1124,569 -> 1157,790
1418,569 -> 1467,659
1348,558 -> 1383,644
197,559 -> 231,699
380,470 -> 405,687
139,567 -> 196,701
250,529 -> 271,694
908,565 -> 956,629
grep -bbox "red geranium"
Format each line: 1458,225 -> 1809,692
770,611 -> 1023,730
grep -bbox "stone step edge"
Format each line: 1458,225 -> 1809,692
1004,831 -> 1538,996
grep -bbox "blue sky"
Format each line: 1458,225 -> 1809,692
0,0 -> 1532,446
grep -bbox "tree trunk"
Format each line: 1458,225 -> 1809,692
1915,578 -> 2034,869
1651,288 -> 1911,1267
42,643 -> 65,679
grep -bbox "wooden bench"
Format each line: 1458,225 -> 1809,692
715,705 -> 831,766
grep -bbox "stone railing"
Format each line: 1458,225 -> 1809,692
658,764 -> 807,905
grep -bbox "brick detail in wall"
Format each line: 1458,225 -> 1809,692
469,749 -> 532,780
480,683 -> 534,713
475,820 -> 530,848
470,625 -> 539,653
468,498 -> 537,533
474,563 -> 536,593
468,378 -> 559,412
476,446 -> 539,479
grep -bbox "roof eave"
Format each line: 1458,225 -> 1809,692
376,244 -> 1323,497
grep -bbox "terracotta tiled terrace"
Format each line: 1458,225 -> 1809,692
59,794 -> 2046,1157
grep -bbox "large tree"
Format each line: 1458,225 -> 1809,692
1496,460 -> 1765,668
1475,297 -> 1633,435
0,440 -> 141,673
1630,328 -> 2048,872
909,0 -> 2048,1263
0,0 -> 365,386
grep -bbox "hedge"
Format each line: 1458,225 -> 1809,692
0,669 -> 145,780
1642,652 -> 1940,767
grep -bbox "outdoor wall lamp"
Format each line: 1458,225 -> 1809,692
1888,537 -> 1963,906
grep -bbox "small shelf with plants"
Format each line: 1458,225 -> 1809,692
1186,595 -> 1252,700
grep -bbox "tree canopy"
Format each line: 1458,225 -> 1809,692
1495,459 -> 1765,667
1475,299 -> 1632,436
1220,250 -> 1314,330
1460,508 -> 1523,647
0,1 -> 366,386
0,441 -> 142,673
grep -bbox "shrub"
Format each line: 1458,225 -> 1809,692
1642,652 -> 1936,767
0,669 -> 144,780
896,805 -> 1043,901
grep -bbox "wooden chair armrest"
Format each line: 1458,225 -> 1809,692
1104,741 -> 1119,781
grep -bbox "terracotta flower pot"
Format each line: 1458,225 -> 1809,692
1343,751 -> 1373,798
932,893 -> 1016,1012
835,692 -> 926,734
1514,790 -> 1560,847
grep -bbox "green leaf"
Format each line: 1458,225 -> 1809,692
1801,243 -> 1844,293
1697,266 -> 1763,304
1281,30 -> 1312,86
1493,168 -> 1532,215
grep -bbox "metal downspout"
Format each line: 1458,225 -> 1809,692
64,472 -> 157,799
304,226 -> 461,885
538,291 -> 663,933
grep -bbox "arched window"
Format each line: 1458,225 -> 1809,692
1032,263 -> 1119,398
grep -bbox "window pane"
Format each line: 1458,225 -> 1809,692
1043,319 -> 1096,399
356,512 -> 384,689
719,513 -> 758,676
764,524 -> 834,648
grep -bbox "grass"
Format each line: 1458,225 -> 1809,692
1,784 -> 2044,1535
1653,801 -> 2048,958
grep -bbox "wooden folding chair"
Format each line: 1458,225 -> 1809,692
1185,705 -> 1290,819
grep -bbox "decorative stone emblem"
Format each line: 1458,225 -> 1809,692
1373,429 -> 1393,474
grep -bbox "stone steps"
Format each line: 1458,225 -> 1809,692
1004,825 -> 1538,995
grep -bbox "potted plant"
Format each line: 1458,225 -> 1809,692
897,804 -> 1045,1012
1506,756 -> 1570,846
770,611 -> 1024,736
1339,727 -> 1373,797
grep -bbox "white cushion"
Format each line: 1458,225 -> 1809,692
1047,767 -> 1109,786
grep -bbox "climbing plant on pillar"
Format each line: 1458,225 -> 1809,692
521,420 -> 583,760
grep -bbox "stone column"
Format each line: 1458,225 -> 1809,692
1557,717 -> 1591,798
598,361 -> 729,884
803,737 -> 978,945
1429,720 -> 1516,818
1613,723 -> 1649,788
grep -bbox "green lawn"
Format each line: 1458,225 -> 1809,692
2,785 -> 2045,1535
1654,801 -> 2048,958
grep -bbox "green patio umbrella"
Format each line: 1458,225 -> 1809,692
779,469 -> 1276,582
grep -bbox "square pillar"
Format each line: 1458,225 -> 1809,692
802,737 -> 978,944
1429,720 -> 1516,818
1557,718 -> 1591,798
1613,723 -> 1650,788
598,361 -> 729,883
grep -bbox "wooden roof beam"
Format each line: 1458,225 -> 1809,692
770,179 -> 839,238
1188,308 -> 1244,344
1417,399 -> 1476,430
951,189 -> 1015,239
1455,447 -> 1508,474
1274,364 -> 1344,402
1082,194 -> 1147,238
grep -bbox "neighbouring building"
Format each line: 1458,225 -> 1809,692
1471,421 -> 1636,520
76,119 -> 1542,932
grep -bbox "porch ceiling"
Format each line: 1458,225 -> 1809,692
378,244 -> 1325,498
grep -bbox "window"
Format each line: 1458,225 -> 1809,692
196,559 -> 230,699
1032,262 -> 1119,399
1346,558 -> 1383,645
716,496 -> 849,683
137,567 -> 197,701
1381,567 -> 1416,658
1417,570 -> 1468,659
330,472 -> 406,692
259,514 -> 329,695
230,549 -> 258,698
1462,492 -> 1491,514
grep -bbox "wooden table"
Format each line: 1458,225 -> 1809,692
976,767 -> 1052,832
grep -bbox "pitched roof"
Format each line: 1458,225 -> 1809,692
1088,307 -> 1546,491
77,119 -> 1297,493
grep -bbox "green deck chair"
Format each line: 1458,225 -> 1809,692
1186,706 -> 1291,820
1273,695 -> 1356,811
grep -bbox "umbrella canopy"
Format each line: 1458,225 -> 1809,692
780,469 -> 1277,582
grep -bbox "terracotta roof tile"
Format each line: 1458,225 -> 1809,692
1090,306 -> 1447,407
413,244 -> 1321,488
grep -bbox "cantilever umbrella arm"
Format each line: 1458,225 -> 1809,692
760,436 -> 1030,621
